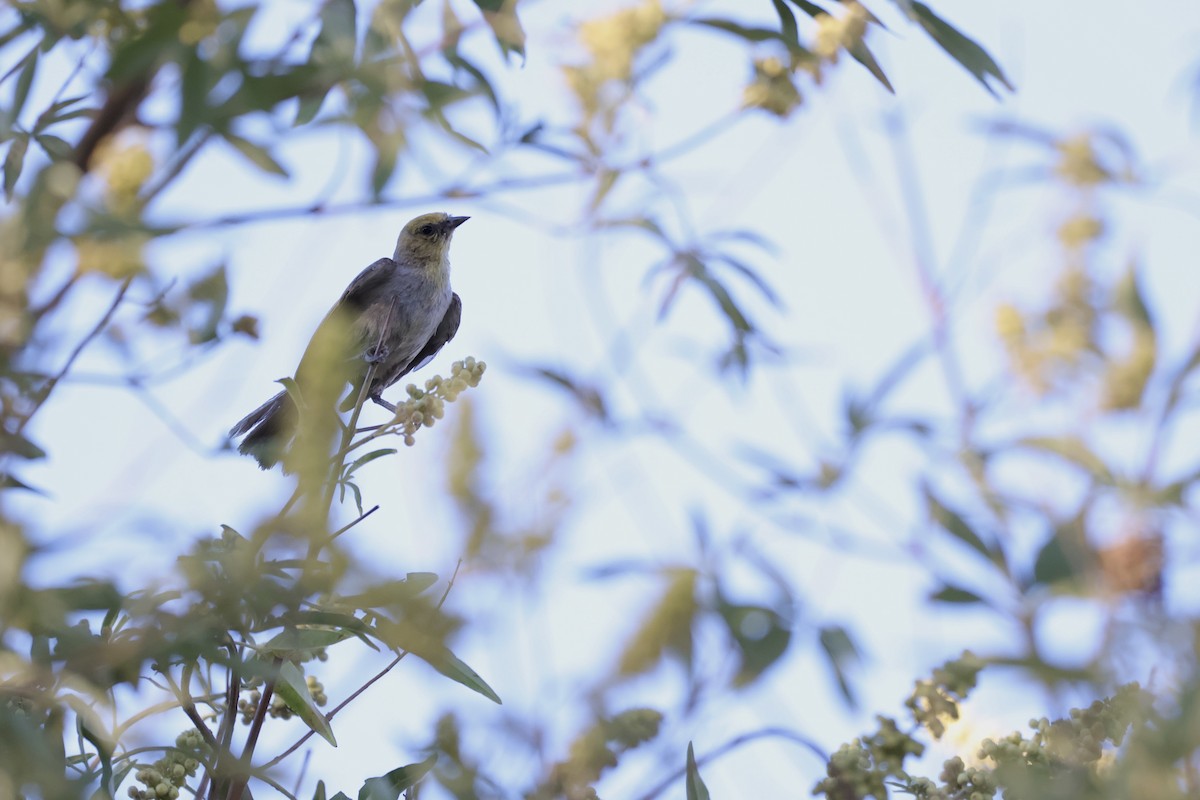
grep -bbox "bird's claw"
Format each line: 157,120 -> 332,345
364,345 -> 390,365
371,395 -> 397,413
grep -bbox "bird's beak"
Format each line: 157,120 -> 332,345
446,215 -> 470,230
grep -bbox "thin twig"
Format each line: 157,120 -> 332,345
224,671 -> 277,800
17,276 -> 132,435
327,504 -> 380,544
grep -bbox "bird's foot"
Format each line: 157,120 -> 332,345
363,344 -> 390,365
371,395 -> 397,413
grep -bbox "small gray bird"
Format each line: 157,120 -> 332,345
230,212 -> 467,469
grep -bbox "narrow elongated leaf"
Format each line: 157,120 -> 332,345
3,134 -> 28,201
818,625 -> 861,707
223,132 -> 289,177
930,585 -> 985,604
344,448 -> 398,477
685,743 -> 712,800
414,647 -> 502,704
358,756 -> 437,800
908,2 -> 1013,97
275,661 -> 336,745
922,483 -> 999,568
33,133 -> 73,160
847,39 -> 894,92
12,46 -> 39,122
771,0 -> 799,43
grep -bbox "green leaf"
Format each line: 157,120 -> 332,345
222,132 -> 289,177
1,473 -> 46,494
1032,532 -> 1077,588
313,781 -> 327,800
771,0 -> 799,43
33,133 -> 72,161
472,0 -> 525,60
178,51 -> 212,144
846,38 -> 894,92
105,3 -> 188,82
685,742 -> 712,800
692,18 -> 809,56
1,430 -> 47,460
818,625 -> 861,707
3,133 -> 28,201
275,661 -> 336,746
929,585 -> 985,604
414,647 -> 502,704
786,0 -> 827,17
716,598 -> 791,687
260,627 -> 356,656
294,88 -> 331,127
338,573 -> 439,609
312,0 -> 358,69
344,448 -> 397,478
11,46 -> 39,123
908,2 -> 1013,97
922,483 -> 1000,568
358,755 -> 437,800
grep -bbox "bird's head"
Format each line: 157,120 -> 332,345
394,212 -> 469,267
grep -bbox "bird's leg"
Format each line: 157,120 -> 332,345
370,395 -> 397,413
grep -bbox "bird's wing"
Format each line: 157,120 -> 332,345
336,257 -> 396,311
381,292 -> 461,390
295,258 -> 396,386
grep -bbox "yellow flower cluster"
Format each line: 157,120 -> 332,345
74,233 -> 149,279
813,2 -> 869,62
743,56 -> 803,117
392,357 -> 487,446
93,134 -> 154,214
579,0 -> 666,83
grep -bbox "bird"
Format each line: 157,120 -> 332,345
229,212 -> 468,469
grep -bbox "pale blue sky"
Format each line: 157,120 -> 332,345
7,0 -> 1200,796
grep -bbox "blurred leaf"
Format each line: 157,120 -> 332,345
313,782 -> 327,800
922,483 -> 1001,569
338,573 -> 439,608
178,51 -> 212,144
929,585 -> 985,604
1031,518 -> 1090,590
106,2 -> 188,82
11,46 -> 38,123
907,2 -> 1013,97
34,93 -> 91,130
587,168 -> 620,214
358,755 -> 437,800
472,0 -> 525,60
685,742 -> 712,800
33,133 -> 72,161
412,647 -> 502,704
693,18 -> 810,57
618,569 -> 698,678
818,625 -> 861,707
2,473 -> 46,494
1112,262 -> 1153,328
4,133 -> 28,201
259,626 -> 358,656
1017,436 -> 1114,484
275,660 -> 336,746
847,39 -> 894,92
786,0 -> 827,17
1,430 -> 47,460
222,132 -> 289,178
185,264 -> 229,344
771,0 -> 800,44
716,597 -> 792,687
445,53 -> 500,114
312,0 -> 358,69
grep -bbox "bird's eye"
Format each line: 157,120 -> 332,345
419,224 -> 435,236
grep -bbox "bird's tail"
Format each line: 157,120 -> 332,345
229,390 -> 294,469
